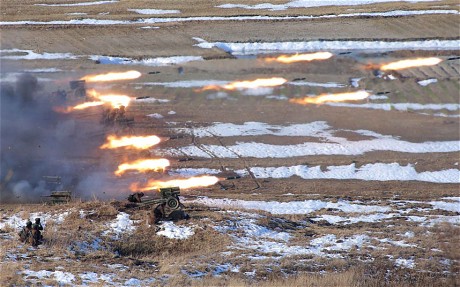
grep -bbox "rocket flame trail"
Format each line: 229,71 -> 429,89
201,77 -> 287,91
379,57 -> 442,71
264,52 -> 333,63
130,175 -> 220,191
81,70 -> 141,82
100,135 -> 161,150
98,95 -> 131,108
87,89 -> 132,108
115,159 -> 170,176
72,101 -> 105,110
53,101 -> 105,113
290,91 -> 370,105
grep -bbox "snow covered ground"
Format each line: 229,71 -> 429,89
195,39 -> 460,55
163,135 -> 459,159
0,49 -> 78,60
217,0 -> 443,11
89,55 -> 203,66
1,194 -> 458,285
171,162 -> 459,184
128,9 -> 180,15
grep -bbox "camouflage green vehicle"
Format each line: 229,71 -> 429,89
128,186 -> 183,210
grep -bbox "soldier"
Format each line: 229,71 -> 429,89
32,218 -> 43,243
127,192 -> 144,203
107,108 -> 118,125
101,108 -> 111,125
153,202 -> 167,224
18,220 -> 32,243
114,105 -> 126,126
118,105 -> 125,117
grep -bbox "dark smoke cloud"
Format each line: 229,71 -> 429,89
0,73 -> 122,202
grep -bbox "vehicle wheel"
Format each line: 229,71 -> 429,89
166,197 -> 180,210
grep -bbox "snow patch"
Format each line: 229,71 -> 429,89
0,48 -> 78,60
312,213 -> 397,225
368,94 -> 389,100
89,55 -> 203,66
248,163 -> 460,183
189,197 -> 390,215
128,9 -> 180,15
394,258 -> 416,268
157,222 -> 194,239
140,26 -> 160,29
23,270 -> 75,285
429,200 -> 460,212
417,78 -> 438,86
174,121 -> 331,138
147,113 -> 163,119
169,168 -> 221,177
23,68 -> 62,73
135,97 -> 170,103
164,138 -> 460,159
103,212 -> 136,238
350,78 -> 361,88
196,39 -> 460,55
217,0 -> 442,11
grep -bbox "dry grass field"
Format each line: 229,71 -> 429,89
1,0 -> 459,286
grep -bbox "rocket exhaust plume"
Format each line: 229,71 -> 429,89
54,101 -> 105,113
87,89 -> 131,108
81,70 -> 141,82
290,91 -> 370,105
264,52 -> 333,63
379,57 -> 442,71
115,158 -> 170,176
100,135 -> 161,150
130,175 -> 220,191
200,77 -> 287,91
54,90 -> 132,113
365,57 -> 443,71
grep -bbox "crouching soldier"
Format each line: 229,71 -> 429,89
152,202 -> 166,224
127,192 -> 144,203
30,218 -> 43,246
18,220 -> 33,243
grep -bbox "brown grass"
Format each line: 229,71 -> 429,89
113,225 -> 230,258
0,262 -> 24,287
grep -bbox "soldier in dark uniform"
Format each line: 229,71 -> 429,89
18,220 -> 32,242
32,218 -> 43,244
127,192 -> 144,203
153,202 -> 167,224
101,108 -> 111,125
107,108 -> 118,125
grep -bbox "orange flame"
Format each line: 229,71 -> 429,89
264,52 -> 333,63
87,89 -> 131,108
100,135 -> 161,150
379,57 -> 442,71
115,158 -> 170,176
200,77 -> 287,91
290,91 -> 370,105
80,70 -> 141,82
365,57 -> 443,71
54,101 -> 105,113
130,175 -> 220,191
